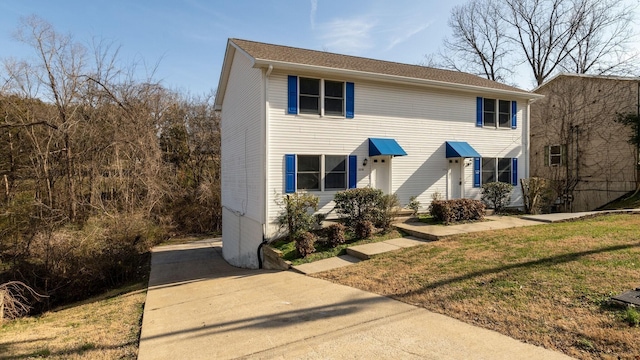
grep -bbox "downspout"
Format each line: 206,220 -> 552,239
258,64 -> 274,269
526,99 -> 532,180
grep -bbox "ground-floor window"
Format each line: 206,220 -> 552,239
295,154 -> 347,191
481,157 -> 513,185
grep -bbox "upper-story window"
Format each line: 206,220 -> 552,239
324,81 -> 344,116
299,77 -> 344,116
477,97 -> 517,129
288,75 -> 354,118
299,78 -> 321,114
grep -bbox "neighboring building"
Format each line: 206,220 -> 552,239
214,38 -> 542,268
530,74 -> 638,212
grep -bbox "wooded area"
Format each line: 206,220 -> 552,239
0,16 -> 220,314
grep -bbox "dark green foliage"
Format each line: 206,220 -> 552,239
355,220 -> 375,239
295,231 -> 316,257
276,192 -> 319,242
334,188 -> 384,228
481,182 -> 514,212
326,223 -> 346,247
622,307 -> 639,327
429,199 -> 485,224
334,188 -> 398,231
615,112 -> 640,147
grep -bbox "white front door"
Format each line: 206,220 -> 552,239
371,156 -> 391,194
449,158 -> 463,199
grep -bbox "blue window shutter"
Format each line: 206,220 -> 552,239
285,154 -> 296,193
476,97 -> 483,127
511,101 -> 517,129
473,157 -> 481,188
511,158 -> 518,186
346,82 -> 355,118
287,76 -> 298,115
348,155 -> 357,188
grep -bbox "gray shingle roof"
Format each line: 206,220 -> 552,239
230,38 -> 530,94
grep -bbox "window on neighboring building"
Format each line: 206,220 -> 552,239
482,157 -> 512,184
545,145 -> 565,166
324,155 -> 346,190
297,155 -> 321,190
299,78 -> 321,114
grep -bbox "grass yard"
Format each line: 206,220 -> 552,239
0,282 -> 146,359
314,213 -> 640,359
272,229 -> 403,265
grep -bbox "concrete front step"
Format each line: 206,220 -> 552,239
346,236 -> 430,260
291,255 -> 361,274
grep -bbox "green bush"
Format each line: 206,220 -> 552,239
326,223 -> 346,247
481,182 -> 514,212
429,199 -> 485,224
275,192 -> 319,242
355,220 -> 375,239
334,187 -> 384,229
623,307 -> 640,327
295,231 -> 316,257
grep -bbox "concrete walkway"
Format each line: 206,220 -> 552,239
138,239 -> 571,359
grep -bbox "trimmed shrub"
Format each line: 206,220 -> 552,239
276,192 -> 319,242
429,199 -> 485,224
355,220 -> 375,239
295,231 -> 316,257
481,182 -> 514,212
326,223 -> 347,247
334,187 -> 384,228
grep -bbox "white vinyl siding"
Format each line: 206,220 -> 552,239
265,71 -> 527,234
220,49 -> 264,268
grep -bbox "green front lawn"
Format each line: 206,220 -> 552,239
315,214 -> 640,359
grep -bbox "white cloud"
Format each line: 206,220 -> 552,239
317,17 -> 376,54
310,0 -> 318,30
385,22 -> 431,51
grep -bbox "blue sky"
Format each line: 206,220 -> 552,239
0,0 -> 469,96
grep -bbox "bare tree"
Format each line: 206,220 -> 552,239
442,0 -> 514,82
438,0 -> 638,86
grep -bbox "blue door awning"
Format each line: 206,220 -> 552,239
369,138 -> 407,157
445,141 -> 481,158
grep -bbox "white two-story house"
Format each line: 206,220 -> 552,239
214,38 -> 542,268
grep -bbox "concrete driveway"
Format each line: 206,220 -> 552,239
138,239 -> 571,359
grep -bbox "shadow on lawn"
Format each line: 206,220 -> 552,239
395,242 -> 640,298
